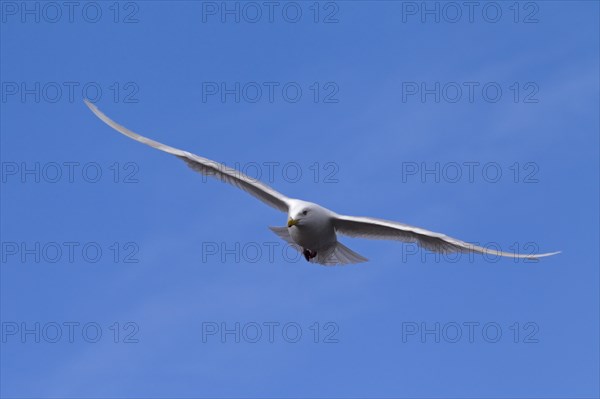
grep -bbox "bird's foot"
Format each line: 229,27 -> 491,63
302,248 -> 317,262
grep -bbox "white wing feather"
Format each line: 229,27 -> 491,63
333,215 -> 560,259
84,100 -> 291,213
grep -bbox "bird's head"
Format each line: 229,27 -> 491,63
288,199 -> 331,228
287,201 -> 332,228
287,206 -> 312,228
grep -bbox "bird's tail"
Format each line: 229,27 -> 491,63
325,242 -> 368,265
268,226 -> 367,266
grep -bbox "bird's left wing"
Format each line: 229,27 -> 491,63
333,215 -> 560,259
84,100 -> 291,213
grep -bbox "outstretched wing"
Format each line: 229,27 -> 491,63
85,100 -> 291,213
333,215 -> 560,260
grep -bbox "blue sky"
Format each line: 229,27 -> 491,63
1,1 -> 598,398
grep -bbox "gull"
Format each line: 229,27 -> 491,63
84,100 -> 560,265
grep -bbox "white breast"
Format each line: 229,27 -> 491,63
288,220 -> 336,251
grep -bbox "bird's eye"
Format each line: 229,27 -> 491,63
302,210 -> 308,215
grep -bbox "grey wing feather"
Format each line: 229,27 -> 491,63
333,215 -> 560,260
85,100 -> 290,213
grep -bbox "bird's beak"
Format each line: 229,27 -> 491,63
287,218 -> 298,227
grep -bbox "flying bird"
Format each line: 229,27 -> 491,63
84,100 -> 559,265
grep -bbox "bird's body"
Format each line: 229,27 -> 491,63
84,100 -> 560,265
287,200 -> 336,251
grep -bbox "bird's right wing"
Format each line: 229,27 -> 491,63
85,100 -> 291,213
333,215 -> 560,260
